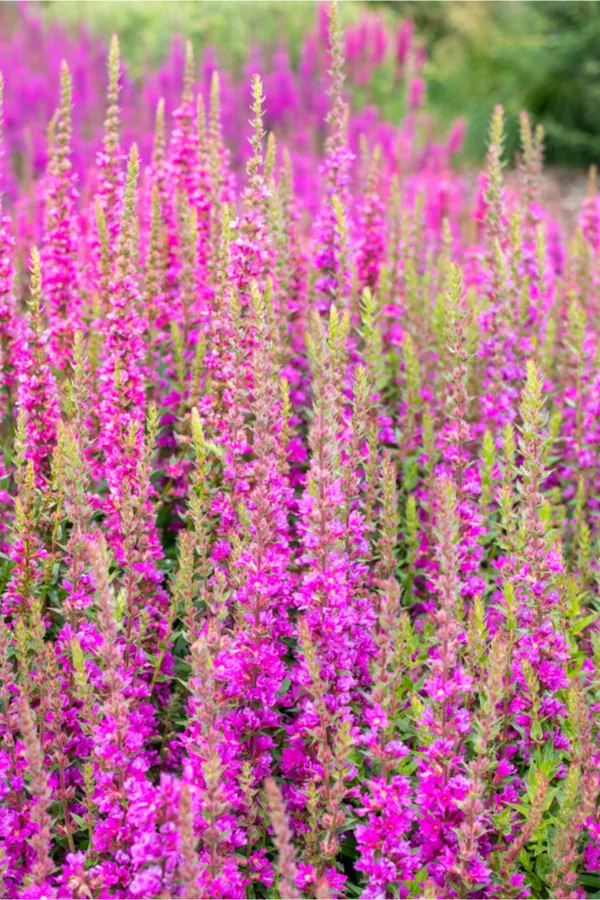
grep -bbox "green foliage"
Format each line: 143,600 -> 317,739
425,1 -> 600,167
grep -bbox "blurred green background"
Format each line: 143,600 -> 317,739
42,0 -> 600,168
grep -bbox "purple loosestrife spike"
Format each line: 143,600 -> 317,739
292,303 -> 377,853
183,40 -> 194,106
501,772 -> 548,886
356,579 -> 421,894
0,623 -> 22,876
98,142 -> 145,448
0,72 -> 16,420
59,345 -> 96,622
519,111 -> 544,227
151,97 -> 167,190
209,71 -> 234,207
416,475 -> 475,890
95,34 -> 124,245
170,45 -> 200,201
18,695 -> 55,891
2,415 -> 48,618
86,533 -> 140,879
16,247 -> 60,484
356,146 -> 385,293
178,782 -> 201,899
182,635 -> 245,897
453,636 -> 507,893
42,641 -> 76,854
169,43 -> 213,329
433,263 -> 486,617
42,60 -> 81,370
483,104 -> 506,249
197,92 -> 208,164
232,74 -> 271,304
195,281 -> 292,871
312,0 -> 355,314
98,146 -> 170,661
376,450 -> 399,585
325,0 -> 346,141
265,777 -> 301,900
144,183 -> 169,361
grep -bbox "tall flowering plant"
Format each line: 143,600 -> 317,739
0,3 -> 600,899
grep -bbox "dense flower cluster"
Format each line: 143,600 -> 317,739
1,3 -> 600,899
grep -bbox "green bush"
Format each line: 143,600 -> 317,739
424,1 -> 600,167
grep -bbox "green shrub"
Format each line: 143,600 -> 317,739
424,1 -> 600,167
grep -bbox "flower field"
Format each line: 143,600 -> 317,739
2,2 -> 600,898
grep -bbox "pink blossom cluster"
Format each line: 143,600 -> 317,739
1,4 -> 600,900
